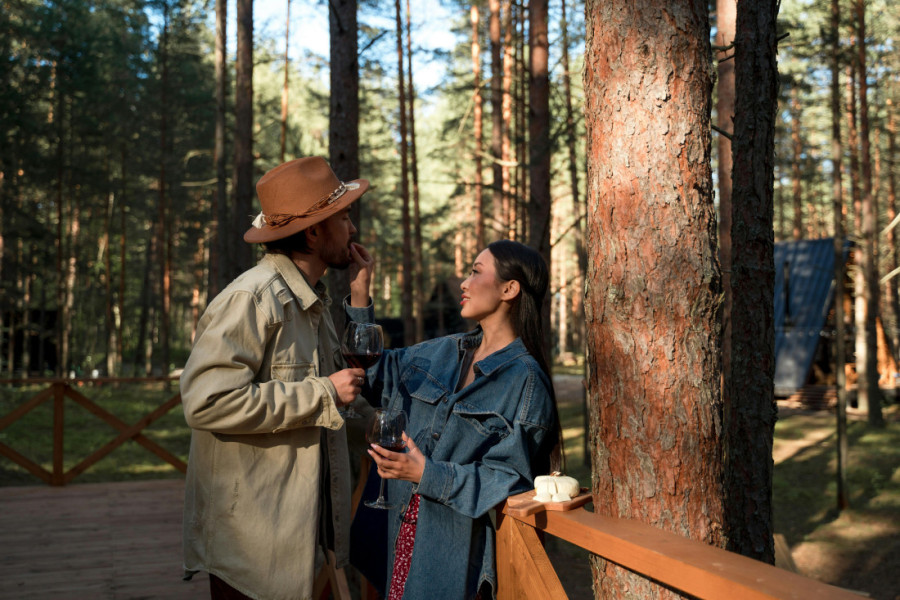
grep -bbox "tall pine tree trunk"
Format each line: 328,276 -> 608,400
406,0 -> 424,343
854,0 -> 884,426
561,0 -> 585,349
280,0 -> 290,163
831,0 -> 850,511
791,85 -> 804,240
501,0 -> 513,239
489,0 -> 503,241
394,0 -> 413,346
584,2 -> 724,596
471,5 -> 485,250
233,0 -> 254,277
726,0 -> 780,563
158,2 -> 171,377
886,105 -> 899,360
716,0 -> 736,439
328,0 -> 360,334
528,0 -> 551,359
210,0 -> 227,299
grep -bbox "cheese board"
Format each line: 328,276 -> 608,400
503,488 -> 592,518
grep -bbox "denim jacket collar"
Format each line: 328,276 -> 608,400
263,252 -> 332,310
457,328 -> 531,377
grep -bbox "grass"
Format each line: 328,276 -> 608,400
772,407 -> 900,545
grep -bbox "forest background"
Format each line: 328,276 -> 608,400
2,0 -> 900,597
1,0 -> 898,388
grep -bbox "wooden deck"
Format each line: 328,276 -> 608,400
0,479 -> 205,599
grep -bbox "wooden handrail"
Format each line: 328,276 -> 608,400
497,501 -> 864,600
0,379 -> 186,485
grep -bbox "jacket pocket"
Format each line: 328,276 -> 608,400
401,364 -> 449,405
453,402 -> 513,439
271,362 -> 317,382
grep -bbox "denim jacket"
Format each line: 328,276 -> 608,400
347,307 -> 557,599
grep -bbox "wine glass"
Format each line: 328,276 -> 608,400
365,407 -> 408,510
340,323 -> 383,419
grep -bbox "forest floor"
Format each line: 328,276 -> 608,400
546,375 -> 900,600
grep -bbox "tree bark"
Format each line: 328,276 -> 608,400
233,0 -> 254,278
716,0 -> 736,464
830,0 -> 850,511
406,0 -> 424,343
528,0 -> 551,359
489,0 -> 503,241
158,1 -> 171,378
725,0 -> 780,563
584,2 -> 724,597
280,0 -> 290,163
210,0 -> 227,300
790,85 -> 803,240
471,5 -> 485,250
394,0 -> 413,346
854,0 -> 884,427
886,104 -> 899,362
560,0 -> 585,350
501,0 -> 513,239
328,0 -> 360,335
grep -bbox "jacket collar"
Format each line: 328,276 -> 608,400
263,252 -> 332,310
458,328 -> 530,376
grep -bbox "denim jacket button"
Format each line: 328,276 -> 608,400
432,432 -> 440,440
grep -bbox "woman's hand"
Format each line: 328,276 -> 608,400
368,432 -> 425,484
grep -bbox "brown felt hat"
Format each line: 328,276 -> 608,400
243,156 -> 368,243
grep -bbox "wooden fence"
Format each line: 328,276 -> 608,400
0,377 -> 185,485
494,500 -> 864,600
1,379 -> 867,599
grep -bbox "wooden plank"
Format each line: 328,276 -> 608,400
52,384 -> 64,485
507,518 -> 567,599
495,511 -> 517,600
0,441 -> 53,484
505,488 -> 592,517
0,384 -> 53,431
502,506 -> 863,600
62,388 -> 186,481
0,479 -> 189,600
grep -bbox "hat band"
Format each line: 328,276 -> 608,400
251,182 -> 360,229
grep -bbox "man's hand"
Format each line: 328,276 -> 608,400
328,368 -> 365,406
349,242 -> 374,307
368,432 -> 425,484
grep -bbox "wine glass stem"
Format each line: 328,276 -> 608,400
377,477 -> 387,502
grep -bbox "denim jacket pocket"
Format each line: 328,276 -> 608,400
401,365 -> 449,405
271,362 -> 317,382
453,401 -> 513,440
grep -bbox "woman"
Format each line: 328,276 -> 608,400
348,239 -> 560,600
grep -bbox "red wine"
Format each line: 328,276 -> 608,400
380,442 -> 406,452
343,352 -> 381,369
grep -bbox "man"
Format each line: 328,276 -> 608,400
181,156 -> 374,600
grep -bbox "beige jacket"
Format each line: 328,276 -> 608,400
181,252 -> 352,600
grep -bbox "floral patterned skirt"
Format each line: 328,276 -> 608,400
387,493 -> 420,600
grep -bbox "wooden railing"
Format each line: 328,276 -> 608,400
495,501 -> 865,600
0,377 -> 185,485
1,380 -> 868,598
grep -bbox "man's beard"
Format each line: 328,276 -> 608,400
327,259 -> 351,270
323,243 -> 353,270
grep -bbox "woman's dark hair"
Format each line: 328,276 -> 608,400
487,240 -> 551,376
487,239 -> 564,473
